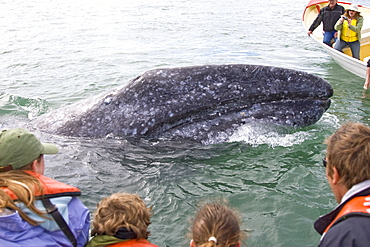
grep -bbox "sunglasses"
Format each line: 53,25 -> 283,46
322,158 -> 327,167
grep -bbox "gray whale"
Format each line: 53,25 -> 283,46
33,64 -> 333,143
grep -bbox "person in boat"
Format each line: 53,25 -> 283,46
86,192 -> 158,247
189,202 -> 245,247
0,128 -> 90,247
314,122 -> 370,246
334,4 -> 363,60
307,0 -> 345,47
364,59 -> 370,90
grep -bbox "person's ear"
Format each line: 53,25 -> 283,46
236,241 -> 241,247
30,160 -> 38,171
332,166 -> 341,185
190,239 -> 196,247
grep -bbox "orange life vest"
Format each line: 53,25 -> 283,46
323,196 -> 370,233
1,170 -> 81,200
107,239 -> 158,247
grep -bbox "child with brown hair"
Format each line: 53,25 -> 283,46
86,192 -> 158,247
189,202 -> 246,247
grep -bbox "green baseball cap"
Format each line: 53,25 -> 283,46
0,128 -> 58,171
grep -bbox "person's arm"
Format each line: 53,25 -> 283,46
334,17 -> 345,31
309,10 -> 324,32
349,17 -> 363,33
364,67 -> 370,90
364,60 -> 370,90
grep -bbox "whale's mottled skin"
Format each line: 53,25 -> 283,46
34,64 -> 333,143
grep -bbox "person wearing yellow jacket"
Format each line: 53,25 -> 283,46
334,4 -> 363,60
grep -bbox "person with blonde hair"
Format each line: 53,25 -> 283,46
86,192 -> 158,247
0,128 -> 90,247
0,170 -> 49,225
189,202 -> 245,247
315,122 -> 370,246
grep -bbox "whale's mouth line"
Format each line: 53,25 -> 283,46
199,92 -> 332,108
147,97 -> 331,137
197,97 -> 331,116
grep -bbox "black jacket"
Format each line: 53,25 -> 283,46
315,187 -> 370,247
309,4 -> 345,32
318,216 -> 370,247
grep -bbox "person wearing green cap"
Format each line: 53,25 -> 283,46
0,128 -> 90,247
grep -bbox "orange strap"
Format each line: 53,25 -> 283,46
324,196 -> 370,233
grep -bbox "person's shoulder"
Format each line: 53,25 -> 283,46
321,6 -> 329,11
135,239 -> 159,247
67,196 -> 89,211
333,215 -> 370,232
0,208 -> 15,217
321,5 -> 338,12
321,216 -> 370,247
108,239 -> 159,247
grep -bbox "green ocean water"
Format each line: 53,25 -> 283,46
1,0 -> 370,246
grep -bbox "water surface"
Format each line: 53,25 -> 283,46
1,0 -> 370,246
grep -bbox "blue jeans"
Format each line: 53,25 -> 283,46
323,31 -> 337,47
334,39 -> 360,59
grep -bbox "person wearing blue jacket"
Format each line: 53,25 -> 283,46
0,128 -> 90,247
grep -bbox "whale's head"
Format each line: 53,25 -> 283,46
34,64 -> 332,144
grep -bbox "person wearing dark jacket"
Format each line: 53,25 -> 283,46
315,122 -> 370,247
307,0 -> 345,46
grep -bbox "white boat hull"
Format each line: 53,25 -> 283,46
303,1 -> 370,78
